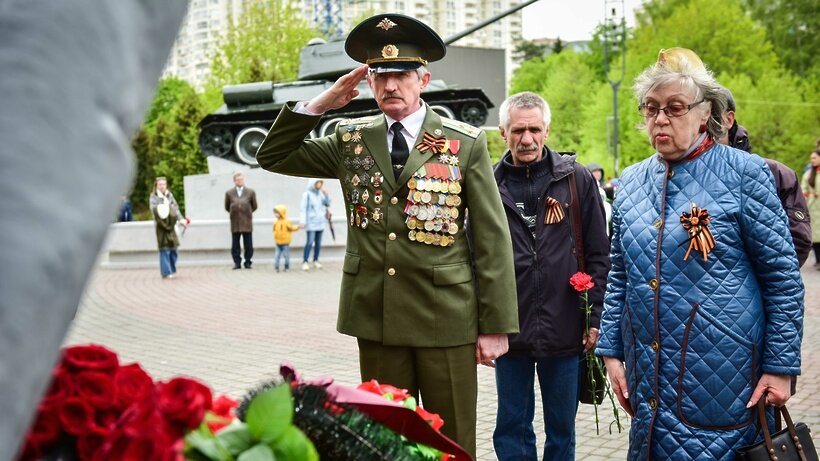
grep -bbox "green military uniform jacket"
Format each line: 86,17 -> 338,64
257,103 -> 518,347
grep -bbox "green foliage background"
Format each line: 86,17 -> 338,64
129,0 -> 819,218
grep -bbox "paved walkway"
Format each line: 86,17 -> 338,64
66,261 -> 820,460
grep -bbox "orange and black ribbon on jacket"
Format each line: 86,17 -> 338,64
415,132 -> 447,153
680,202 -> 715,261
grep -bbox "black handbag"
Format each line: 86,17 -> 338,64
736,399 -> 818,461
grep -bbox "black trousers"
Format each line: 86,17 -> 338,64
231,232 -> 253,266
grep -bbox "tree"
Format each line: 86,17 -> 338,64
150,86 -> 207,214
143,78 -> 192,134
552,38 -> 564,55
741,0 -> 819,77
513,39 -> 547,62
203,0 -> 318,111
130,127 -> 154,218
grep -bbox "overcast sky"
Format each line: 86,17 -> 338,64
521,0 -> 648,42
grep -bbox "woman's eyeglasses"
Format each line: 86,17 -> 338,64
638,99 -> 705,118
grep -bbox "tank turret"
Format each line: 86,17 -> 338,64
198,0 -> 538,166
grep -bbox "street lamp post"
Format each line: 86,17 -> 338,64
603,0 -> 626,178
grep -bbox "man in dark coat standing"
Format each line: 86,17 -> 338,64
492,92 -> 610,460
225,172 -> 258,269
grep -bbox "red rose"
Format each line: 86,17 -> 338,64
415,406 -> 445,432
158,377 -> 212,431
114,363 -> 154,409
569,272 -> 595,292
62,344 -> 119,374
207,395 -> 239,433
25,403 -> 62,449
59,396 -> 96,436
357,379 -> 383,396
77,433 -> 105,461
376,383 -> 411,402
75,371 -> 116,410
88,409 -> 120,436
93,431 -> 175,461
41,367 -> 73,409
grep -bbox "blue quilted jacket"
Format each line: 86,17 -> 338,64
597,143 -> 804,460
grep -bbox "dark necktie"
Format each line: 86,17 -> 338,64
390,122 -> 409,180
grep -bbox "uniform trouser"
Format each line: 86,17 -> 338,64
357,339 -> 477,458
231,232 -> 253,266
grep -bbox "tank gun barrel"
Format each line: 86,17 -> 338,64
443,0 -> 540,45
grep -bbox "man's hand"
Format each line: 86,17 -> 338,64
306,64 -> 369,114
583,327 -> 599,352
475,334 -> 509,368
603,357 -> 634,417
747,373 -> 792,408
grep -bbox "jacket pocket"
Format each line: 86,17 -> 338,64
342,252 -> 360,274
432,262 -> 473,286
678,303 -> 755,430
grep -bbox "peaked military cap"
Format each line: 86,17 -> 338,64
345,14 -> 446,73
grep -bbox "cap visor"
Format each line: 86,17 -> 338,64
370,62 -> 422,73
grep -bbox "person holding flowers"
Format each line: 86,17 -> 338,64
596,48 -> 804,459
491,91 -> 610,460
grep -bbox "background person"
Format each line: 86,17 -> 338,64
273,204 -> 300,272
224,172 -> 258,269
254,14 -> 518,456
802,149 -> 820,269
596,48 -> 804,460
492,92 -> 610,461
149,177 -> 187,279
717,86 -> 811,266
300,179 -> 330,271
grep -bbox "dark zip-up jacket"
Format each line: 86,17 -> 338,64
494,148 -> 610,357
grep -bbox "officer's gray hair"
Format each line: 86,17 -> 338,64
633,59 -> 727,140
499,91 -> 551,130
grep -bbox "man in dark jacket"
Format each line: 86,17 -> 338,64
224,172 -> 258,269
719,87 -> 811,266
492,92 -> 610,460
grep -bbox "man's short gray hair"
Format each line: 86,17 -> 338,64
499,91 -> 551,129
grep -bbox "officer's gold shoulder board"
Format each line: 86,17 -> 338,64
441,118 -> 482,139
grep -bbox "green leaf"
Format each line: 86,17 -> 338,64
217,423 -> 253,456
185,429 -> 232,461
246,384 -> 292,444
237,444 -> 276,461
271,426 -> 319,461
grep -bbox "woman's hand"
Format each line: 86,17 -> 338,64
604,357 -> 634,417
747,373 -> 792,408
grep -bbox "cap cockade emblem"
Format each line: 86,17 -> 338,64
381,44 -> 399,59
377,18 -> 397,30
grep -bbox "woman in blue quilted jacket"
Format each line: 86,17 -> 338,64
596,48 -> 804,460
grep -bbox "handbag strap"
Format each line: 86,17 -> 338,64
568,172 -> 585,272
757,398 -> 808,461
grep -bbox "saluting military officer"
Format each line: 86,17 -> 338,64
256,14 -> 518,456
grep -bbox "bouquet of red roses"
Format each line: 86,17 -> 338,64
17,344 -> 213,461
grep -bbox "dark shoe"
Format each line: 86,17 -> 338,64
244,262 -> 252,269
233,265 -> 241,270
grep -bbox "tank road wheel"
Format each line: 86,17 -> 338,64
234,127 -> 268,166
429,105 -> 455,119
198,126 -> 234,158
459,102 -> 488,127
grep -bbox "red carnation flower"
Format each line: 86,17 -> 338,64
569,272 -> 595,292
415,406 -> 445,432
114,363 -> 154,409
62,344 -> 119,374
158,378 -> 212,431
206,395 -> 239,433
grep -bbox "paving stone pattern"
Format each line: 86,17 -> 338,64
66,262 -> 820,460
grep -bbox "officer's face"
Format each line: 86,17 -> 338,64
367,70 -> 430,121
500,107 -> 549,166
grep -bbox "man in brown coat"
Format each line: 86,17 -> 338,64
224,172 -> 258,269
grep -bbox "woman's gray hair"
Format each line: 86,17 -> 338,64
499,91 -> 551,130
633,50 -> 727,140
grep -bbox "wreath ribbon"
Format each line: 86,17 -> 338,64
680,203 -> 716,261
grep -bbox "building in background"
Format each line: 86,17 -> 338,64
162,0 -> 524,90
